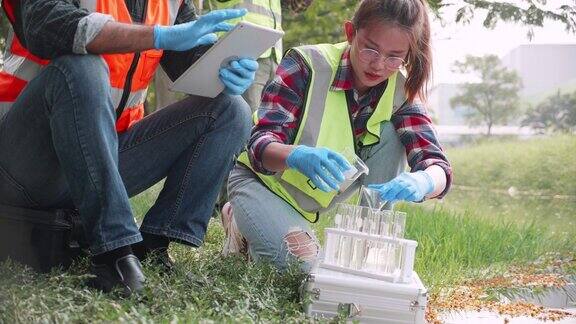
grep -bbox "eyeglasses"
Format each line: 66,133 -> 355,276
358,48 -> 406,71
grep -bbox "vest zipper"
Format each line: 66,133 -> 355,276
116,0 -> 149,120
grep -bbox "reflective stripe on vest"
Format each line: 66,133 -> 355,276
238,42 -> 406,222
0,0 -> 181,131
3,52 -> 44,82
210,0 -> 282,62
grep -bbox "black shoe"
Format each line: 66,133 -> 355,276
88,254 -> 146,296
133,245 -> 175,274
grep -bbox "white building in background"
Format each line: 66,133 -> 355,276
429,43 -> 576,128
501,44 -> 576,97
427,83 -> 469,126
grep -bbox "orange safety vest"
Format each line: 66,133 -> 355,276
0,0 -> 182,132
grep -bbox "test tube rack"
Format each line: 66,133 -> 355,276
320,203 -> 418,284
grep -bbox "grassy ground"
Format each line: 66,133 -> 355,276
444,134 -> 575,195
1,135 -> 575,322
425,134 -> 576,233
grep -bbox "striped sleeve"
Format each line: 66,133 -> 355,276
391,102 -> 453,198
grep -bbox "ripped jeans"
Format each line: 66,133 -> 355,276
227,122 -> 406,272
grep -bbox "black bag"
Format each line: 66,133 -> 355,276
0,204 -> 87,272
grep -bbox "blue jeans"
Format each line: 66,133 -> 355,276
227,122 -> 406,271
0,55 -> 252,255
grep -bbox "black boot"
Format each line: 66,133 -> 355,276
88,254 -> 146,296
133,233 -> 175,273
133,244 -> 175,273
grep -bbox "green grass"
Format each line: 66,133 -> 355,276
0,220 -> 308,323
427,134 -> 576,233
1,136 -> 575,322
2,200 -> 573,322
401,204 -> 575,288
425,189 -> 576,233
446,135 -> 576,195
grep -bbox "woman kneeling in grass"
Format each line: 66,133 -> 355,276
223,0 -> 452,271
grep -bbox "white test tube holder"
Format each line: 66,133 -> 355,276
320,227 -> 418,284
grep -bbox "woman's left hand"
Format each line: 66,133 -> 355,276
368,171 -> 434,202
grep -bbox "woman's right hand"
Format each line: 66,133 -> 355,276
286,146 -> 351,192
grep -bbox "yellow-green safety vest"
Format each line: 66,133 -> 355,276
238,42 -> 407,222
209,0 -> 283,62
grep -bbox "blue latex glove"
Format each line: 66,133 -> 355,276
368,171 -> 434,202
219,58 -> 259,95
286,146 -> 352,192
153,9 -> 247,51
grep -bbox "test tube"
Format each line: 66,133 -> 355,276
392,211 -> 407,275
326,204 -> 346,265
350,206 -> 367,269
337,205 -> 356,267
361,208 -> 380,271
393,211 -> 407,239
377,210 -> 394,274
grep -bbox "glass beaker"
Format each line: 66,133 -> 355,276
360,185 -> 386,211
339,150 -> 369,193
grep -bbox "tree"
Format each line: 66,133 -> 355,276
453,0 -> 576,40
283,0 -> 576,50
283,1 -> 443,50
522,90 -> 576,133
450,55 -> 522,136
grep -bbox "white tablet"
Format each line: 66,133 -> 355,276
169,21 -> 284,98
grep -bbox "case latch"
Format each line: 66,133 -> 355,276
338,302 -> 363,318
311,288 -> 321,300
410,300 -> 419,311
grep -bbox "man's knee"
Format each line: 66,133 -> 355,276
219,94 -> 252,140
45,55 -> 114,119
283,228 -> 319,263
50,55 -> 109,86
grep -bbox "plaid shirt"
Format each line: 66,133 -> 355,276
247,46 -> 452,197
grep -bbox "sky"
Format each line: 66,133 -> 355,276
429,3 -> 576,86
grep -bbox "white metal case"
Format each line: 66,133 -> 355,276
302,267 -> 427,323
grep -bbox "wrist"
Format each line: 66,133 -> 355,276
153,25 -> 165,49
285,145 -> 302,169
417,170 -> 435,195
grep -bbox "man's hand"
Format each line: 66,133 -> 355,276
219,58 -> 258,95
154,9 -> 247,51
368,171 -> 434,203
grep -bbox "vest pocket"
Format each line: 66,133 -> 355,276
139,50 -> 163,84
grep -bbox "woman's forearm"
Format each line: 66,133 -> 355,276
261,142 -> 296,172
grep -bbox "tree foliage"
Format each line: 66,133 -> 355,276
453,0 -> 576,39
282,0 -> 443,50
522,90 -> 576,133
283,0 -> 576,50
450,55 -> 522,136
